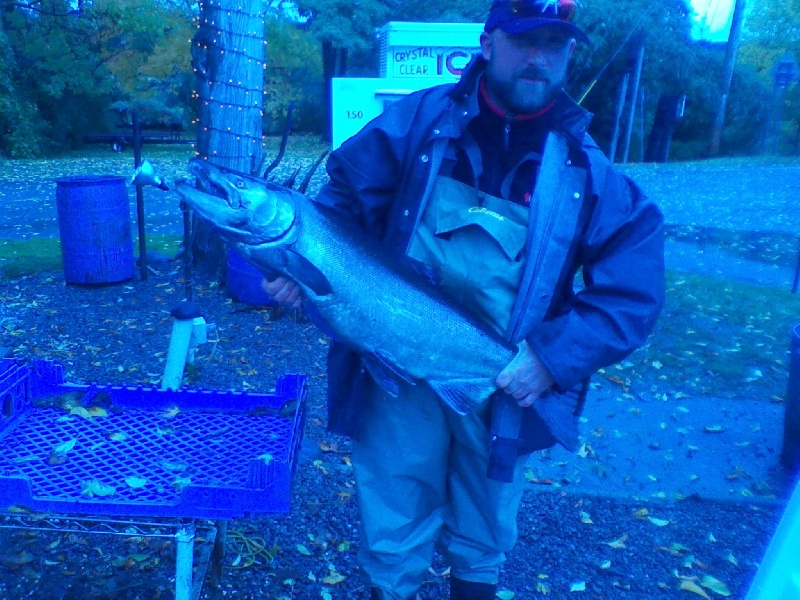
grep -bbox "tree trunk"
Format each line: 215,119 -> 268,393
190,0 -> 265,278
708,0 -> 747,157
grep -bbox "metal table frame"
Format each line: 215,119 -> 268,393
0,512 -> 226,600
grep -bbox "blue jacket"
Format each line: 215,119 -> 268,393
316,57 -> 665,449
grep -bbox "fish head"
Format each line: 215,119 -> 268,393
175,158 -> 298,246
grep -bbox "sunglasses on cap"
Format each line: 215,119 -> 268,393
496,0 -> 577,23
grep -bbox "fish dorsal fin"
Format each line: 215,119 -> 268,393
429,378 -> 496,415
283,248 -> 333,297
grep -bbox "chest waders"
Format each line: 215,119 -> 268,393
353,176 -> 532,599
407,176 -> 529,334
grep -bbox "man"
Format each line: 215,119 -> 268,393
265,1 -> 665,598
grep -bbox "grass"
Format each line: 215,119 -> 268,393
622,271 -> 800,402
664,225 -> 800,270
0,237 -> 62,279
0,234 -> 182,279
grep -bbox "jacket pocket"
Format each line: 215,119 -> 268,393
435,203 -> 527,261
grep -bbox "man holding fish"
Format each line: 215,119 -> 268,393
263,1 -> 665,598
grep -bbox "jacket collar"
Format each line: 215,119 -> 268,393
446,56 -> 593,146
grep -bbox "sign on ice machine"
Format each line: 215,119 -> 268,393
331,22 -> 483,149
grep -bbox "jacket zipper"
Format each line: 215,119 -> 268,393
503,114 -> 514,153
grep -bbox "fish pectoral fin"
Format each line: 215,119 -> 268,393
284,249 -> 333,297
429,379 -> 496,415
362,351 -> 415,398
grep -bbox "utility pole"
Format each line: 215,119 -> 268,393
708,0 -> 747,157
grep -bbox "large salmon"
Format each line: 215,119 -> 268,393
175,159 -> 578,455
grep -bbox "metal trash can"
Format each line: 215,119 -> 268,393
55,175 -> 134,285
782,322 -> 800,472
226,247 -> 276,306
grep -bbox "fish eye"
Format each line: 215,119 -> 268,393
235,179 -> 246,189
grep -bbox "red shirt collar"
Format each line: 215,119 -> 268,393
479,76 -> 555,120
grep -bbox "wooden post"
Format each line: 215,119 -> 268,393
708,0 -> 747,156
621,32 -> 645,164
132,111 -> 148,282
609,71 -> 629,163
782,324 -> 800,471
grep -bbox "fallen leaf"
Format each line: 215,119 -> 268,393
161,460 -> 188,472
54,439 -> 77,454
496,591 -> 515,600
125,476 -> 147,489
81,479 -> 116,497
7,551 -> 35,565
297,544 -> 312,556
129,553 -> 150,562
603,534 -> 628,549
704,425 -> 724,433
648,517 -> 671,527
87,406 -> 108,417
701,575 -> 732,596
570,581 -> 586,592
322,573 -> 346,585
680,580 -> 711,599
69,407 -> 92,419
172,476 -> 191,491
536,582 -> 550,594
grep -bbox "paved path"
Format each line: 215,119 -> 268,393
665,238 -> 797,290
528,386 -> 795,503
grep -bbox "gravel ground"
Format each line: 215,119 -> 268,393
0,265 -> 788,600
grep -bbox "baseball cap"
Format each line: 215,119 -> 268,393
485,0 -> 589,43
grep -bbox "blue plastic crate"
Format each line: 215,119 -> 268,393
0,359 -> 307,520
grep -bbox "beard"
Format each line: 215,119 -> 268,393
485,68 -> 566,115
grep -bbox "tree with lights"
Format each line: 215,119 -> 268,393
190,0 -> 266,273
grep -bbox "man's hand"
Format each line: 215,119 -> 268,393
262,276 -> 303,309
496,340 -> 555,407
